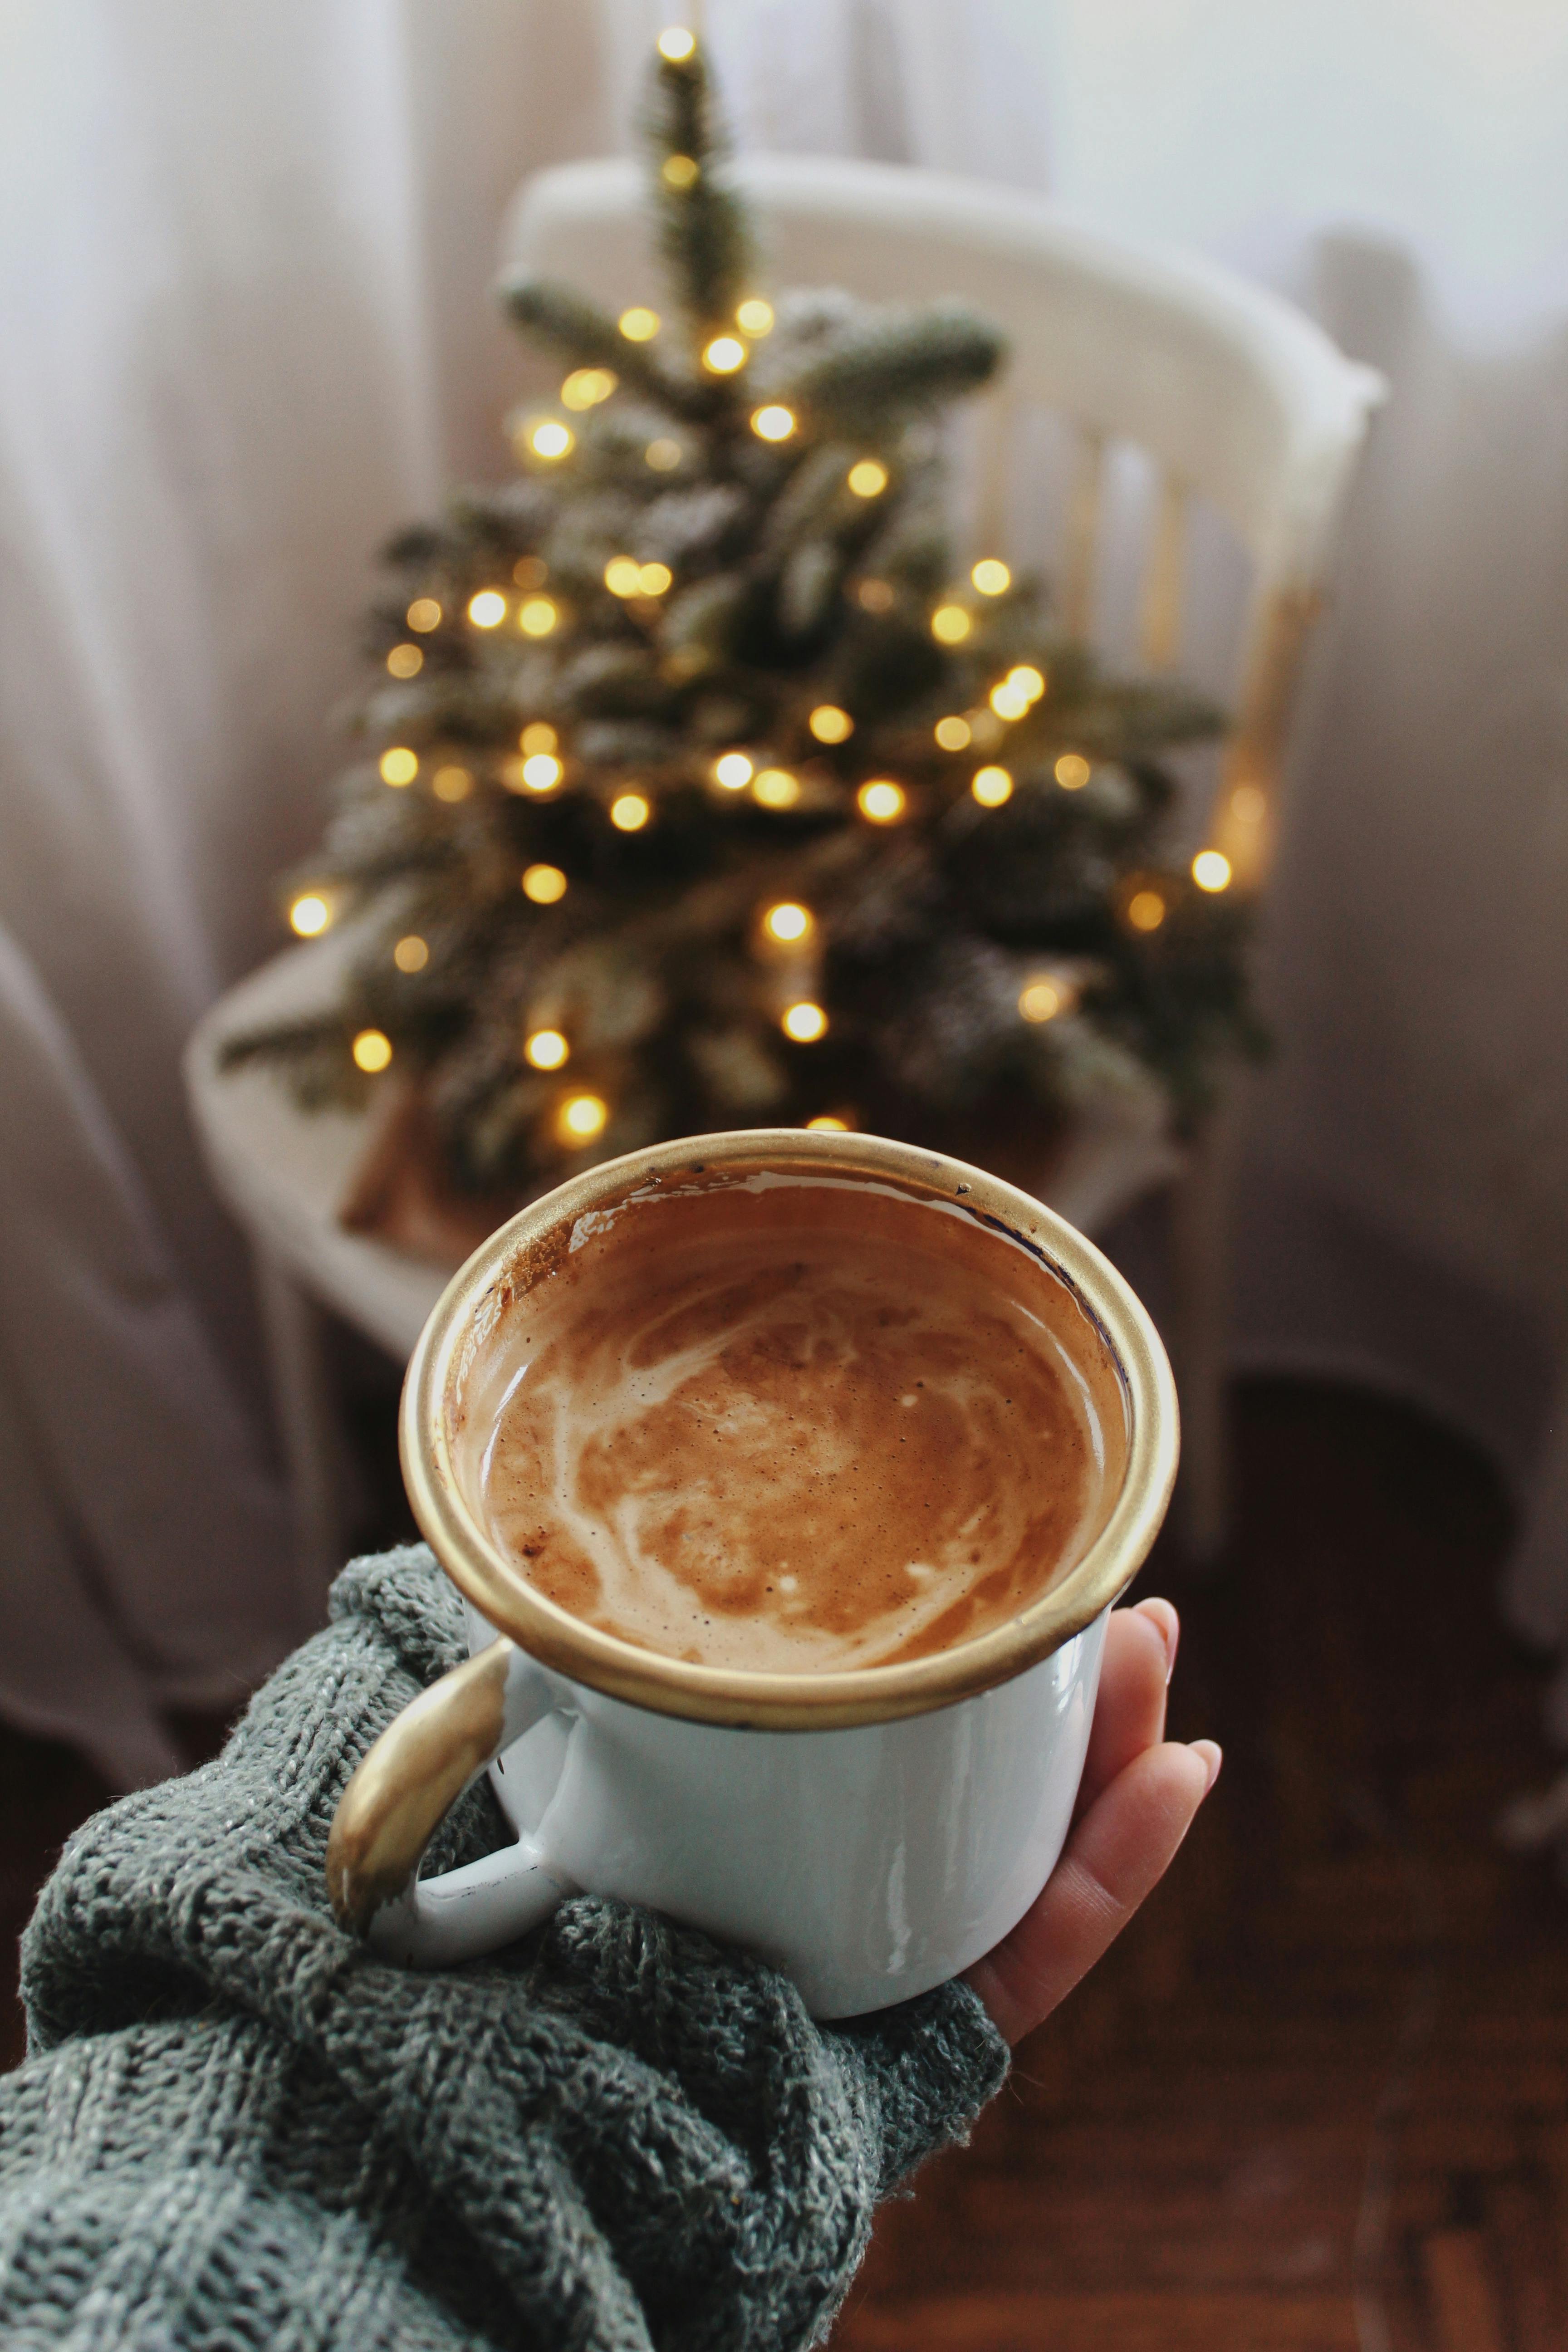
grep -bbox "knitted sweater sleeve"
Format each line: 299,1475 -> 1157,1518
5,1545 -> 1009,2352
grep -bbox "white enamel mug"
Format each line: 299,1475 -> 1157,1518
327,1129 -> 1178,2020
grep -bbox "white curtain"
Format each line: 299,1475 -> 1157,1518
4,0 -> 1567,1780
0,0 -> 617,1781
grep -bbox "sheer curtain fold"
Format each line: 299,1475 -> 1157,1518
0,0 -> 604,1780
2,0 -> 1566,1781
0,925 -> 294,1786
1259,227 -> 1568,1318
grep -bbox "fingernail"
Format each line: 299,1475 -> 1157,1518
1138,1598 -> 1180,1685
1190,1739 -> 1222,1793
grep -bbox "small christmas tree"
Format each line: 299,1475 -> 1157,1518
226,32 -> 1254,1233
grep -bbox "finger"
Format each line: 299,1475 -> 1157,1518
1074,1601 -> 1177,1820
965,1739 -> 1220,2046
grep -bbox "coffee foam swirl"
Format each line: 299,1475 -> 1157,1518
476,1182 -> 1107,1674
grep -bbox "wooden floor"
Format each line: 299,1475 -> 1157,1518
5,1377 -> 1568,2348
833,1382 -> 1568,2352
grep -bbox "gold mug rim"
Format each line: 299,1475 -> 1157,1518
400,1127 -> 1179,1731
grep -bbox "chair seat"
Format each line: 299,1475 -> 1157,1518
185,941 -> 448,1360
185,943 -> 1186,1365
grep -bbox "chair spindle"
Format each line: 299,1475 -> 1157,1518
1139,471 -> 1187,671
1062,427 -> 1105,643
972,388 -> 1016,567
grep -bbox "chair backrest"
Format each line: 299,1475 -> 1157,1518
500,155 -> 1385,888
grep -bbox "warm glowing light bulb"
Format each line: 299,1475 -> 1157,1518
1127,889 -> 1167,933
610,792 -> 651,831
522,753 -> 563,792
754,769 -> 799,808
1192,849 -> 1233,892
657,24 -> 696,59
406,597 -> 441,632
386,643 -> 423,679
637,562 -> 672,595
352,1029 -> 393,1073
808,705 -> 853,744
646,437 -> 681,471
782,1001 -> 828,1043
618,307 -> 660,342
971,764 -> 1013,807
379,747 -> 418,786
857,779 -> 906,823
1008,664 -> 1047,703
561,368 -> 617,411
522,863 -> 568,905
393,934 -> 429,973
847,460 -> 888,498
1054,753 -> 1092,790
736,298 -> 774,335
559,1092 -> 609,1142
713,751 -> 754,789
432,764 -> 472,803
514,556 -> 548,589
525,1028 -> 570,1070
702,335 -> 746,374
931,603 -> 972,644
518,596 -> 558,637
855,579 -> 895,613
934,715 -> 971,751
604,556 -> 643,598
989,681 -> 1029,720
528,419 -> 573,460
806,1113 -> 850,1131
971,559 -> 1012,596
520,722 -> 557,755
1019,977 -> 1067,1023
289,894 -> 331,937
751,404 -> 796,441
662,153 -> 700,188
467,591 -> 507,628
763,901 -> 813,944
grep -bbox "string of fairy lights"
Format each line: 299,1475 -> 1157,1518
283,19 -> 1235,1157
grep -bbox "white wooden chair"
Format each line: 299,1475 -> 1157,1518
187,156 -> 1383,1593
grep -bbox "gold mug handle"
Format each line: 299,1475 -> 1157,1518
326,1639 -> 577,1966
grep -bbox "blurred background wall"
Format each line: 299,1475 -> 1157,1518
3,0 -> 1566,1778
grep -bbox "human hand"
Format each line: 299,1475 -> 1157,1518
963,1599 -> 1219,2046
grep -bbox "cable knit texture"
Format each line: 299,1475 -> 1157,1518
2,1545 -> 1008,2349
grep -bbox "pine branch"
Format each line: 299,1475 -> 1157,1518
644,46 -> 751,328
778,542 -> 843,637
755,442 -> 863,567
501,280 -> 712,421
219,1015 -> 350,1069
792,304 -> 1006,426
218,1017 -> 368,1114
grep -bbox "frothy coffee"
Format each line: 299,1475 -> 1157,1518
472,1175 -> 1115,1675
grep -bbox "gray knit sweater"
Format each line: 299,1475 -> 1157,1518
2,1545 -> 1008,2349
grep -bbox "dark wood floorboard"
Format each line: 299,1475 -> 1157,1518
830,1379 -> 1568,2352
4,1377 -> 1567,2349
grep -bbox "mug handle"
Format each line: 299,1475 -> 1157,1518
325,1638 -> 579,1967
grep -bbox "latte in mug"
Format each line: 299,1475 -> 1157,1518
478,1173 -> 1114,1675
330,1130 -> 1171,2003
